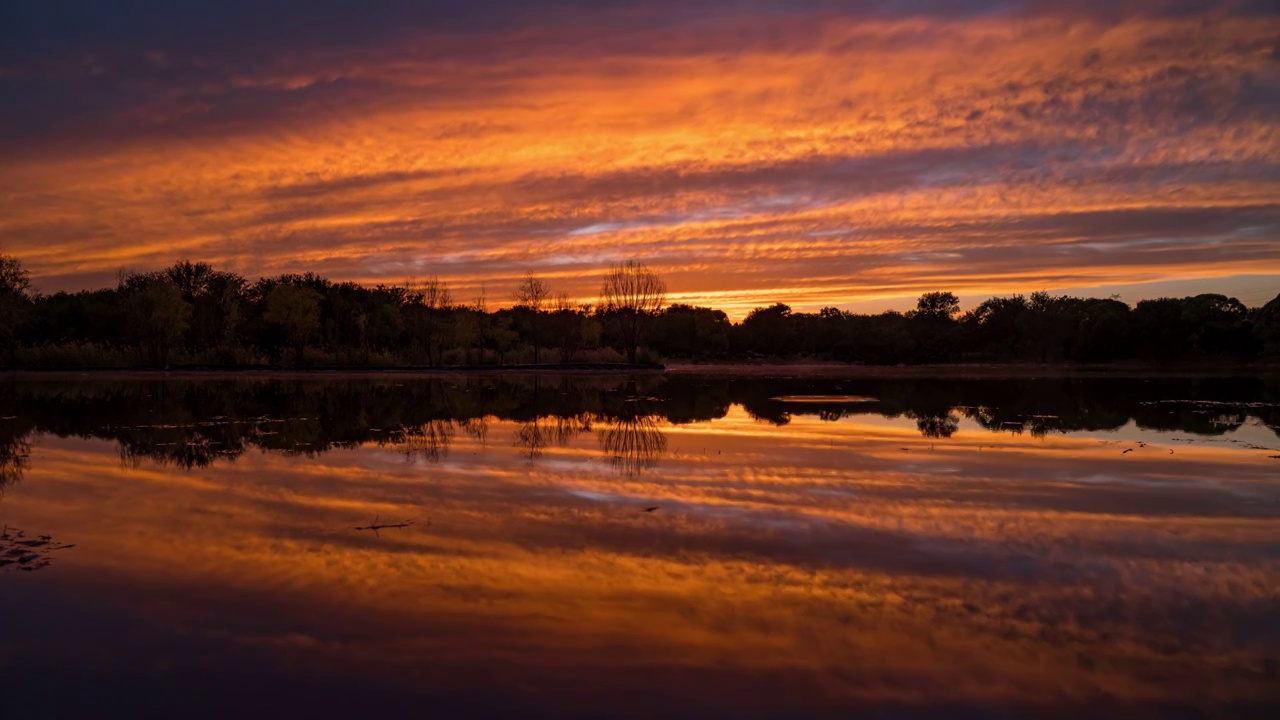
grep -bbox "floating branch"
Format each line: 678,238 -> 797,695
354,515 -> 415,537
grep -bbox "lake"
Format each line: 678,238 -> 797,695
1,374 -> 1278,718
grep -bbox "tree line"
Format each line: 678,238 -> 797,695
1,253 -> 1278,368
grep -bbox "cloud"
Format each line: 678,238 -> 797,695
0,1 -> 1276,312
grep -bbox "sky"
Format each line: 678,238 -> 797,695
0,0 -> 1277,317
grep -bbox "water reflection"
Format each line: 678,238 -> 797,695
0,430 -> 28,490
599,415 -> 668,475
909,410 -> 960,438
0,375 -> 1278,717
0,376 -> 1277,480
0,524 -> 72,572
396,419 -> 456,463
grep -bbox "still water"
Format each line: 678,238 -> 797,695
1,374 -> 1278,718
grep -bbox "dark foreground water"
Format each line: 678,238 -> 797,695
1,374 -> 1278,718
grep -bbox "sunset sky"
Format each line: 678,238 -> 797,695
1,1 -> 1276,316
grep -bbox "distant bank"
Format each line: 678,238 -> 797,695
1,360 -> 1277,380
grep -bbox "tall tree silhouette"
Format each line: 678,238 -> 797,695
0,253 -> 33,366
513,273 -> 550,364
126,276 -> 192,366
264,284 -> 322,366
601,260 -> 666,364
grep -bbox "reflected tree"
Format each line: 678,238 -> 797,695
1,434 -> 31,492
516,417 -> 552,461
514,414 -> 591,462
911,411 -> 960,439
599,415 -> 668,475
459,416 -> 489,447
1,376 -> 1277,478
552,415 -> 592,445
396,419 -> 456,462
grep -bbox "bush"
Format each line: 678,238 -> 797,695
13,343 -> 132,368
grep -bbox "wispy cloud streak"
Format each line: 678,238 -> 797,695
0,1 -> 1276,312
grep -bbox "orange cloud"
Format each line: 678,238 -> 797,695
0,7 -> 1276,316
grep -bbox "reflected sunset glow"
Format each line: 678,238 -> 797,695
3,376 -> 1277,715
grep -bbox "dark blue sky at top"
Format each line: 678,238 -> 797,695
5,1 -> 1274,63
2,0 -> 1274,145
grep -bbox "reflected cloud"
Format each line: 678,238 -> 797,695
1,398 -> 1276,714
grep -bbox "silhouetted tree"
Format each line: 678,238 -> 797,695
600,260 -> 666,364
125,276 -> 192,366
736,303 -> 796,356
914,291 -> 960,318
964,294 -> 1029,359
907,291 -> 960,362
0,253 -> 33,365
513,273 -> 550,364
489,314 -> 520,365
404,277 -> 452,366
1070,298 -> 1132,362
264,284 -> 322,366
458,287 -> 490,364
1255,294 -> 1280,356
0,250 -> 1271,369
165,260 -> 247,360
552,293 -> 599,363
652,304 -> 731,359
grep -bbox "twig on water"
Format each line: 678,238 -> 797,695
354,515 -> 415,537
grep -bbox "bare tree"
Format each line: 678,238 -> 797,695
513,273 -> 550,364
513,273 -> 549,310
472,285 -> 490,364
600,260 -> 666,364
405,276 -> 453,366
418,277 -> 453,311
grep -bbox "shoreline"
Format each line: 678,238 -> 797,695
662,361 -> 1280,378
0,361 -> 1276,380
